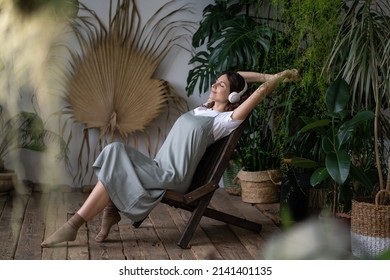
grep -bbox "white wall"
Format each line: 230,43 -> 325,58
15,0 -> 214,188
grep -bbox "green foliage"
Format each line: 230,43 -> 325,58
281,1 -> 338,70
257,0 -> 343,172
0,103 -> 68,173
325,0 -> 390,112
324,0 -> 390,191
186,0 -> 344,173
377,248 -> 390,260
289,78 -> 376,212
186,0 -> 271,96
270,0 -> 342,85
13,0 -> 79,18
236,99 -> 280,171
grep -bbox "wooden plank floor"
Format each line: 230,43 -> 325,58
0,183 -> 281,260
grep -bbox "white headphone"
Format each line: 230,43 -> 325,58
228,82 -> 248,103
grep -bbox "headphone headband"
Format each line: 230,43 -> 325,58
228,81 -> 248,103
238,82 -> 248,96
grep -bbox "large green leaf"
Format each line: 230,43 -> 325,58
325,150 -> 350,184
337,110 -> 374,148
310,167 -> 329,187
187,7 -> 272,96
299,118 -> 330,134
0,107 -> 68,162
15,112 -> 47,151
208,15 -> 271,72
186,50 -> 216,96
325,77 -> 349,114
321,135 -> 333,154
349,164 -> 374,190
289,157 -> 318,169
192,1 -> 242,47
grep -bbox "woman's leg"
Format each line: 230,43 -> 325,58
41,181 -> 111,247
95,200 -> 121,242
77,180 -> 111,220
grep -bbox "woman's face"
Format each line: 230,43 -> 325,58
209,74 -> 231,102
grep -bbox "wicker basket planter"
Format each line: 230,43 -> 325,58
0,170 -> 16,196
351,189 -> 390,258
236,169 -> 281,204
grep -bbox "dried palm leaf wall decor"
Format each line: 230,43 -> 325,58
61,0 -> 195,184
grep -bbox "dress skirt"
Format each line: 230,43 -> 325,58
92,112 -> 215,222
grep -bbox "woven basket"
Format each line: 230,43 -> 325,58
236,169 -> 281,204
351,189 -> 390,258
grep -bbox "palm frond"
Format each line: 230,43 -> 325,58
60,0 -> 194,185
325,0 -> 390,111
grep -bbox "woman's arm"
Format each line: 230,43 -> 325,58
232,69 -> 300,121
237,71 -> 275,83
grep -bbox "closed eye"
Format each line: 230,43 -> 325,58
213,80 -> 226,88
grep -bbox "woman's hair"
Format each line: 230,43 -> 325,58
201,71 -> 250,111
223,71 -> 250,111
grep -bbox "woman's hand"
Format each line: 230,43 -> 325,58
280,69 -> 301,83
232,69 -> 300,121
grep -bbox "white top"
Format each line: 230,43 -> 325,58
193,107 -> 243,140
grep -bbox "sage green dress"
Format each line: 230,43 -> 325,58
92,109 -> 242,222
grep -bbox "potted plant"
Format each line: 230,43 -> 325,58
234,99 -> 283,203
281,106 -> 325,223
324,0 -> 390,192
250,0 -> 344,208
288,78 -> 376,215
323,0 -> 390,258
0,103 -> 67,194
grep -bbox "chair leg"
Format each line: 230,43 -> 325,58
133,219 -> 144,228
203,208 -> 262,232
134,193 -> 262,248
176,192 -> 214,249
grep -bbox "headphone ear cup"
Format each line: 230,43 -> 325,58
228,92 -> 240,103
228,82 -> 248,103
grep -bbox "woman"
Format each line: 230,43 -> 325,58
41,69 -> 300,247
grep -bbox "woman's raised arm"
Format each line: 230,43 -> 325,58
232,69 -> 300,121
237,71 -> 275,83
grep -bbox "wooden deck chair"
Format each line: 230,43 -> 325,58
133,118 -> 262,248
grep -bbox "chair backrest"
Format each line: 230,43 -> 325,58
187,118 -> 248,192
